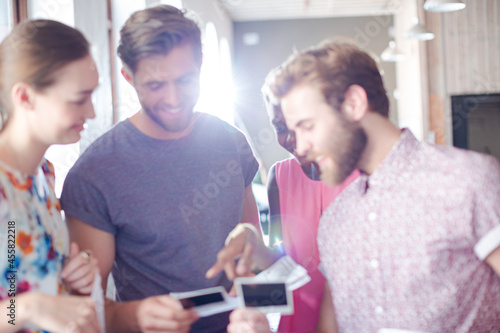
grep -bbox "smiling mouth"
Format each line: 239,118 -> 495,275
167,108 -> 181,114
157,107 -> 184,115
71,124 -> 85,132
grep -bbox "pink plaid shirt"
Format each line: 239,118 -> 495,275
318,129 -> 500,333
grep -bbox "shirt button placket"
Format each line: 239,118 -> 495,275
368,210 -> 384,324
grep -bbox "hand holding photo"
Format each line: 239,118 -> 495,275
235,278 -> 294,315
169,286 -> 238,317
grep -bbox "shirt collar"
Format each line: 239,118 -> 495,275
362,128 -> 421,192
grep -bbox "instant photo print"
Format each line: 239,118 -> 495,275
235,278 -> 294,315
170,286 -> 238,317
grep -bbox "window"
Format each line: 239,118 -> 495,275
0,0 -> 14,42
196,22 -> 235,125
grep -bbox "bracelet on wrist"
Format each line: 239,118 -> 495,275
224,223 -> 260,246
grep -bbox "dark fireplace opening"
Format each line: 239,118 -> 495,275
452,93 -> 500,161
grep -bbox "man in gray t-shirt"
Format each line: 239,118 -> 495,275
60,5 -> 259,333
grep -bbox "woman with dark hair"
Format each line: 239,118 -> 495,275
0,20 -> 100,333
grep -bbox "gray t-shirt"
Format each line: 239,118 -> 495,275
61,113 -> 258,332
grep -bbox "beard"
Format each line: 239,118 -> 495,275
320,117 -> 367,186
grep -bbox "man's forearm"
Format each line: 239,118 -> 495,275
105,299 -> 141,333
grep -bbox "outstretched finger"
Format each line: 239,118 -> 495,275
206,245 -> 240,279
223,257 -> 237,281
235,241 -> 255,276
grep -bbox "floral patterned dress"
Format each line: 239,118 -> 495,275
0,159 -> 68,333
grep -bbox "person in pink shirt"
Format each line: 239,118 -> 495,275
267,105 -> 358,332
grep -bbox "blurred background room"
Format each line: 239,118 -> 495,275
1,0 -> 499,227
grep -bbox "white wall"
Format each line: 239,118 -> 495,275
28,0 -> 74,26
111,0 -> 146,121
0,0 -> 12,42
394,0 -> 429,141
183,0 -> 233,53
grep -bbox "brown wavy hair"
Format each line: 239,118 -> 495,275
263,40 -> 389,118
117,5 -> 202,73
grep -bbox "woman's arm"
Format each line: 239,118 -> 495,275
266,164 -> 284,253
315,282 -> 338,333
0,292 -> 99,333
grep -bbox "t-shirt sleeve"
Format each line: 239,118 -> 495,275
235,131 -> 259,188
472,155 -> 500,260
60,165 -> 117,235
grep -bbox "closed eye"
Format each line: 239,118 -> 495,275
297,120 -> 314,131
144,81 -> 164,91
73,98 -> 90,106
176,75 -> 198,86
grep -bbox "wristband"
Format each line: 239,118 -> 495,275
224,223 -> 260,246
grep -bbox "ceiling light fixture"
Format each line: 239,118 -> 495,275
423,0 -> 466,12
381,41 -> 406,62
404,19 -> 435,40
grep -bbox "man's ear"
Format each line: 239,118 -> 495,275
341,84 -> 369,122
121,66 -> 134,85
11,82 -> 35,111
